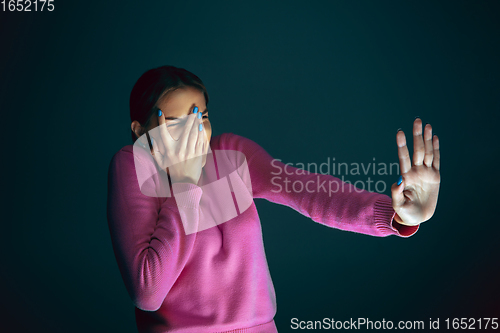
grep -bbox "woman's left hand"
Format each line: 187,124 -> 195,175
391,118 -> 441,226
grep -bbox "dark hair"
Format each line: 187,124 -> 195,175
129,65 -> 209,143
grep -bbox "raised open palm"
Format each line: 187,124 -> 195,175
391,118 -> 441,226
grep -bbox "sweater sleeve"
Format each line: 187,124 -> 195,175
222,133 -> 418,238
106,148 -> 202,312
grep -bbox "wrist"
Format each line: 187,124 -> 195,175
392,212 -> 420,237
393,213 -> 404,225
393,213 -> 420,227
170,176 -> 198,185
167,170 -> 194,184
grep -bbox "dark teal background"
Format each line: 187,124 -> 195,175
1,1 -> 499,332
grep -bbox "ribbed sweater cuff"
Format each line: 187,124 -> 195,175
373,197 -> 419,238
172,183 -> 203,208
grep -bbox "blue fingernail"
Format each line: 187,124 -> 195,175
197,112 -> 202,119
397,175 -> 403,186
193,107 -> 198,113
150,138 -> 154,146
397,128 -> 402,133
158,110 -> 162,117
199,124 -> 203,132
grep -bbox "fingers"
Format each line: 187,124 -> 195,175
145,110 -> 165,156
397,130 -> 412,174
412,118 -> 425,166
391,176 -> 406,210
432,134 -> 440,170
156,109 -> 168,156
178,112 -> 198,148
150,135 -> 162,157
397,118 -> 439,173
147,107 -> 206,170
195,121 -> 204,156
423,123 -> 434,167
184,113 -> 201,155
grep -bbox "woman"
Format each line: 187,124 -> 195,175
107,65 -> 441,333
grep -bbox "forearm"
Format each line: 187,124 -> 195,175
223,133 -> 414,237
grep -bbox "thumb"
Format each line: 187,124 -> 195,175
391,175 -> 405,209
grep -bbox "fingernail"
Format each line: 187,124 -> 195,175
397,128 -> 402,133
150,138 -> 154,146
397,175 -> 403,186
414,116 -> 420,120
199,124 -> 203,132
158,110 -> 162,117
197,112 -> 202,119
193,107 -> 198,113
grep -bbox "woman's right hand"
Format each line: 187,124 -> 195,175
148,109 -> 206,185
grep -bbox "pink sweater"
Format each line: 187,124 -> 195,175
107,133 -> 419,333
